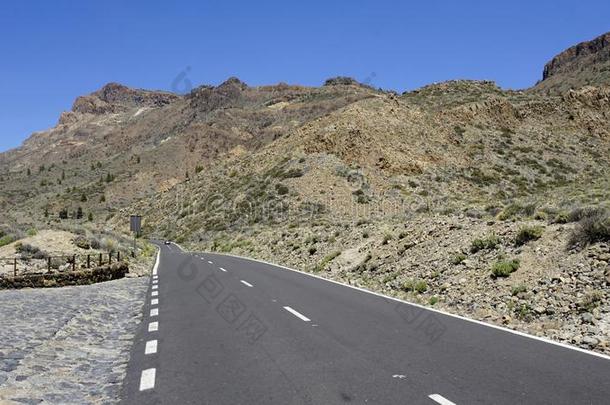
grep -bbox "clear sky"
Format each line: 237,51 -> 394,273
1,0 -> 609,152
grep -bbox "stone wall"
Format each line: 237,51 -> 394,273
0,263 -> 129,289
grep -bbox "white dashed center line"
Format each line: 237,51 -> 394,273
429,394 -> 456,405
283,306 -> 311,322
150,308 -> 159,317
151,291 -> 158,297
151,298 -> 159,305
152,285 -> 158,290
139,368 -> 156,391
219,267 -> 227,272
145,340 -> 158,355
240,280 -> 254,288
207,261 -> 213,264
148,322 -> 159,332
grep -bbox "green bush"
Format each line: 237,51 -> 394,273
511,285 -> 527,296
568,206 -> 606,223
491,259 -> 520,278
515,226 -> 544,246
470,234 -> 501,253
402,279 -> 428,293
26,228 -> 38,237
569,210 -> 610,247
275,183 -> 289,195
0,235 -> 14,247
552,211 -> 570,224
578,290 -> 604,312
451,253 -> 467,265
313,251 -> 341,272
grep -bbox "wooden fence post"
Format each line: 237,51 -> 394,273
99,253 -> 102,267
14,258 -> 17,277
117,251 -> 121,262
48,257 -> 51,272
72,255 -> 76,272
109,252 -> 112,265
87,255 -> 91,268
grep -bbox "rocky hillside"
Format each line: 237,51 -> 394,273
534,31 -> 610,94
0,78 -> 376,227
1,32 -> 610,354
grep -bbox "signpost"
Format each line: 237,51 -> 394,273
130,215 -> 142,257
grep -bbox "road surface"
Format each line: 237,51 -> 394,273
121,243 -> 610,404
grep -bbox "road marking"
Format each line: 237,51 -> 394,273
208,260 -> 213,264
151,298 -> 159,305
139,368 -> 156,391
240,280 -> 253,287
215,253 -> 610,362
145,340 -> 157,355
283,306 -> 311,322
151,291 -> 158,297
219,267 -> 227,272
148,322 -> 158,332
429,394 -> 456,405
152,250 -> 160,276
152,285 -> 158,290
392,374 -> 406,379
150,308 -> 159,317
152,275 -> 158,280
152,279 -> 158,284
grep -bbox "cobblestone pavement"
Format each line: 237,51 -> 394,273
0,277 -> 148,404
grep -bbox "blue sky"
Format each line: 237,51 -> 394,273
1,1 -> 609,152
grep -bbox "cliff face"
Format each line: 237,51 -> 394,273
71,83 -> 179,115
534,31 -> 610,94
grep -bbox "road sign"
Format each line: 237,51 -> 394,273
130,215 -> 142,234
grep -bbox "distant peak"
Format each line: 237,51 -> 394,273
323,76 -> 361,86
542,31 -> 610,80
218,77 -> 248,90
71,82 -> 179,115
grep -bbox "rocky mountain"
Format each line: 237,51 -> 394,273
0,78 -> 375,225
534,31 -> 610,94
1,32 -> 609,354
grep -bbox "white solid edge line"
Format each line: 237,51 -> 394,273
172,242 -> 186,252
148,321 -> 158,332
152,285 -> 158,290
283,306 -> 311,322
219,267 -> 227,272
145,340 -> 158,355
151,298 -> 159,305
150,308 -> 159,317
151,291 -> 158,297
429,394 -> 456,405
151,249 -> 160,276
199,252 -> 610,362
208,260 -> 213,264
240,280 -> 254,288
139,368 -> 156,391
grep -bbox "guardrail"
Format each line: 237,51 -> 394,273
0,252 -> 123,278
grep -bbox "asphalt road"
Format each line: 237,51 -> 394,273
121,243 -> 610,404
